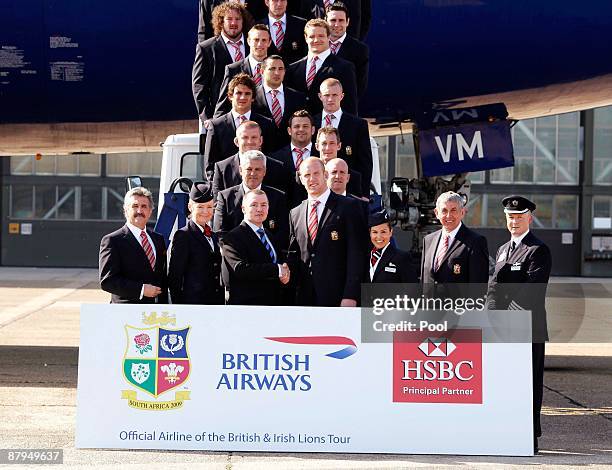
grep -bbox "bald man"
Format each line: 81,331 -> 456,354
288,157 -> 366,306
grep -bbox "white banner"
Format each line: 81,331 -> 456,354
76,305 -> 533,455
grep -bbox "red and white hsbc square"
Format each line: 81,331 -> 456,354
393,329 -> 482,404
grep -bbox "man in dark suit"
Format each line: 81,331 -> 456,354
326,2 -> 369,98
271,109 -> 316,208
211,120 -> 291,196
222,189 -> 291,305
253,55 -> 307,147
486,195 -> 552,453
214,150 -> 289,246
420,191 -> 490,299
99,187 -> 168,304
285,19 -> 358,115
257,0 -> 307,65
315,126 -> 362,197
192,2 -> 253,121
298,0 -> 367,40
367,210 -> 418,283
167,182 -> 224,305
314,78 -> 371,195
288,157 -> 365,306
214,24 -> 272,117
203,73 -> 277,179
198,0 -> 266,41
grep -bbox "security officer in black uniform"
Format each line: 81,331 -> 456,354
486,195 -> 552,453
168,182 -> 224,304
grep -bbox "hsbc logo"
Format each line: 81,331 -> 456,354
418,337 -> 456,357
393,330 -> 483,404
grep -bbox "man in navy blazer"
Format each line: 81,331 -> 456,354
214,24 -> 272,117
256,0 -> 307,64
222,189 -> 290,305
313,78 -> 372,195
288,157 -> 366,306
420,191 -> 490,299
211,120 -> 291,197
326,2 -> 369,98
284,19 -> 358,116
192,2 -> 253,121
297,0 -> 368,40
198,0 -> 267,41
203,74 -> 277,179
252,55 -> 307,147
99,187 -> 168,304
213,150 -> 289,246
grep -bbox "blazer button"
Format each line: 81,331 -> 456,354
311,253 -> 316,258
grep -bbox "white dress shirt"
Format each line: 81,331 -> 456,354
221,33 -> 246,62
510,230 -> 530,248
330,32 -> 347,52
193,220 -> 215,250
370,242 -> 391,281
268,14 -> 286,47
263,83 -> 285,114
244,219 -> 280,274
322,108 -> 343,128
433,222 -> 462,265
307,187 -> 331,223
247,55 -> 262,76
231,109 -> 252,128
291,142 -> 312,169
126,222 -> 156,299
306,48 -> 331,79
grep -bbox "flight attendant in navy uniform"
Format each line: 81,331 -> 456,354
486,195 -> 552,453
168,182 -> 225,304
367,211 -> 418,283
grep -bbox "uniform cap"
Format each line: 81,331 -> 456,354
502,195 -> 536,214
189,181 -> 213,203
368,210 -> 391,228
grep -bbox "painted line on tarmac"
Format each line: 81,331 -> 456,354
0,278 -> 92,328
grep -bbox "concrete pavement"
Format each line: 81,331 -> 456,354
0,268 -> 610,468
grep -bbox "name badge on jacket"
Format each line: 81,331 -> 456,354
385,266 -> 396,273
511,262 -> 522,271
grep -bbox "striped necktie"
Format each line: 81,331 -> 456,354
256,228 -> 276,263
308,200 -> 320,242
371,248 -> 382,267
325,113 -> 335,127
140,230 -> 155,269
253,62 -> 262,86
306,56 -> 318,89
330,40 -> 340,54
434,234 -> 449,272
270,89 -> 282,127
273,20 -> 284,48
293,147 -> 305,170
228,40 -> 243,62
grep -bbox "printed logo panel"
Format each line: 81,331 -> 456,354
393,329 -> 482,404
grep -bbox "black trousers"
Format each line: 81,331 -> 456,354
533,342 -> 545,438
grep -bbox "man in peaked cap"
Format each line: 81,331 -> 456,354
168,182 -> 224,305
486,195 -> 552,453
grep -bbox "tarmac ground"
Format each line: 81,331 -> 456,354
0,268 -> 610,469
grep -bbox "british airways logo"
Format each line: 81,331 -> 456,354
215,336 -> 357,392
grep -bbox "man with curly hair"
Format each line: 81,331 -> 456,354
192,2 -> 254,122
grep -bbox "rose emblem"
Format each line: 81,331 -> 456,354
134,333 -> 152,354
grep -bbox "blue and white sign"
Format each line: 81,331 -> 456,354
418,121 -> 514,177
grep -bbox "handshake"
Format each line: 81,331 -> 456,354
278,263 -> 291,285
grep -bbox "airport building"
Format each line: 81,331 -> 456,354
2,106 -> 611,277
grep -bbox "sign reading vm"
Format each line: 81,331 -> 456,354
418,120 -> 514,177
